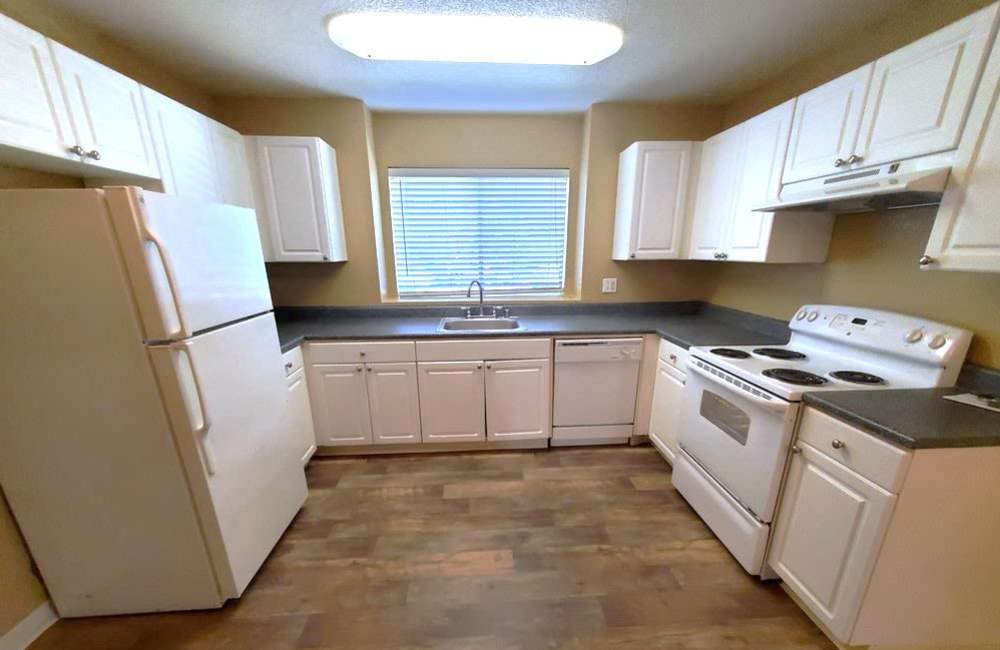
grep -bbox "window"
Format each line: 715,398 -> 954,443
388,168 -> 569,298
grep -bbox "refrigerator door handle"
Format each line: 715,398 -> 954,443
140,219 -> 188,339
171,341 -> 215,476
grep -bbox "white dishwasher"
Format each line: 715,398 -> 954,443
552,338 -> 643,446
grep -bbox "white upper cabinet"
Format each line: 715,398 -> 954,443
688,125 -> 745,260
782,65 -> 872,184
142,87 -> 221,203
728,99 -> 796,261
209,122 -> 255,208
485,359 -> 551,441
612,141 -> 694,260
0,14 -> 76,161
686,99 -> 833,263
783,3 -> 1000,185
49,41 -> 157,178
855,4 -> 1000,169
924,22 -> 1000,273
247,136 -> 348,263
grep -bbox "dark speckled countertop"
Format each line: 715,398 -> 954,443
802,388 -> 1000,449
273,301 -> 790,353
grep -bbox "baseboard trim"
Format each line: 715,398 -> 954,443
0,601 -> 58,650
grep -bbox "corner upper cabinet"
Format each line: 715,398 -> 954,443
48,41 -> 158,178
247,136 -> 348,263
612,141 -> 695,260
209,121 -> 255,208
142,86 -> 221,202
924,20 -> 1000,273
0,14 -> 77,163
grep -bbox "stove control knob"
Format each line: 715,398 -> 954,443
928,333 -> 948,350
904,329 -> 924,344
795,310 -> 807,320
806,311 -> 819,322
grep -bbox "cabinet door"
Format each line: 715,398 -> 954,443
253,136 -> 334,262
0,15 -> 76,159
648,359 -> 684,463
142,87 -> 221,202
855,4 -> 999,169
210,120 -> 255,208
286,368 -> 316,465
782,65 -> 872,184
622,142 -> 693,259
727,99 -> 794,261
365,362 -> 421,445
769,442 -> 895,643
688,125 -> 745,260
49,42 -> 157,177
307,363 -> 372,446
417,361 -> 485,442
485,359 -> 551,441
925,28 -> 1000,272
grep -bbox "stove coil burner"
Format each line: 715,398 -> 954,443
830,371 -> 886,385
753,347 -> 807,360
710,348 -> 751,359
762,368 -> 829,386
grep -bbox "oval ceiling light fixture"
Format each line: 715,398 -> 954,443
326,12 -> 624,65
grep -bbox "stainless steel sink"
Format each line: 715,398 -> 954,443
438,317 -> 521,332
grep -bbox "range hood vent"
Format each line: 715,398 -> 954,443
755,163 -> 951,214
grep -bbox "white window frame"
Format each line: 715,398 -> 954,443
387,167 -> 571,300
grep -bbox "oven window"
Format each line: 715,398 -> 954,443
699,391 -> 750,445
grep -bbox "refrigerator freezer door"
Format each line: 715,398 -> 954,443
105,187 -> 272,341
149,313 -> 307,597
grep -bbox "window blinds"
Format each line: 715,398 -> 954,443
388,168 -> 569,297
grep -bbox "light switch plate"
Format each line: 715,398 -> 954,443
602,278 -> 618,293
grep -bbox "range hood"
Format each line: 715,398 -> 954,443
755,162 -> 951,214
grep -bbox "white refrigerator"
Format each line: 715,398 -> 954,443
0,187 -> 308,617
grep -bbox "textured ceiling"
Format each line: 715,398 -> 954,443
41,0 -> 907,111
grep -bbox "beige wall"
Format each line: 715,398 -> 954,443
710,0 -> 1000,368
0,0 -> 214,115
213,97 -> 384,306
579,103 -> 723,301
370,111 -> 585,299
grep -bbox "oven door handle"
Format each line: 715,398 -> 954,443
687,361 -> 790,413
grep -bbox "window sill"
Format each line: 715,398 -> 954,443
381,293 -> 580,305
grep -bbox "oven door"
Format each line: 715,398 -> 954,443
677,358 -> 798,522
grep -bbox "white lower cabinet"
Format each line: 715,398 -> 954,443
485,359 -> 551,441
307,363 -> 372,446
366,362 -> 421,444
768,441 -> 895,641
648,357 -> 685,463
285,366 -> 316,465
417,361 -> 486,443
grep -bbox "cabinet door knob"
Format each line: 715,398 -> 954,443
356,366 -> 362,372
719,252 -> 728,260
486,363 -> 492,369
831,439 -> 845,449
366,367 -> 372,372
846,154 -> 863,165
669,354 -> 677,362
284,362 -> 293,370
359,351 -> 366,357
918,255 -> 936,266
67,144 -> 85,156
476,364 -> 483,369
834,157 -> 847,167
791,445 -> 801,454
86,149 -> 101,160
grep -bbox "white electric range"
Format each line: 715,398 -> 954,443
672,305 -> 972,576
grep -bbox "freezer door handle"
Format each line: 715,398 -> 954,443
171,341 -> 215,475
140,218 -> 187,339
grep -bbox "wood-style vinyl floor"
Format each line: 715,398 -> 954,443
31,447 -> 835,649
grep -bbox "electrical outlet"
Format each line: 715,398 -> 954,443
602,277 -> 618,293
